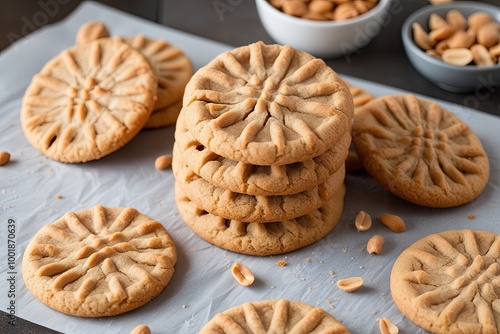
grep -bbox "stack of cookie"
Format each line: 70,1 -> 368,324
173,41 -> 353,256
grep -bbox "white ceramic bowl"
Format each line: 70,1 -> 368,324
402,2 -> 500,93
255,0 -> 391,59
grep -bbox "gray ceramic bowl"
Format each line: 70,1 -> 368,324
402,2 -> 500,93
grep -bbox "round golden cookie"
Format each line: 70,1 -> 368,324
352,94 -> 489,208
175,109 -> 350,196
200,299 -> 351,333
22,205 -> 177,317
390,229 -> 500,334
143,99 -> 182,129
183,41 -> 353,166
21,38 -> 157,163
175,183 -> 345,256
173,143 -> 346,223
120,34 -> 193,111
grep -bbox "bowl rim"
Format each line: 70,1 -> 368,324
401,1 -> 500,73
255,0 -> 392,28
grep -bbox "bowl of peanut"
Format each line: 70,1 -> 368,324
402,2 -> 500,93
255,0 -> 391,59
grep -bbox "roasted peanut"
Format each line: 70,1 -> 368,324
0,151 -> 10,166
429,13 -> 449,30
468,12 -> 492,32
309,0 -> 334,14
426,49 -> 442,59
490,44 -> 500,62
337,276 -> 363,292
428,0 -> 453,4
471,44 -> 494,66
282,0 -> 308,17
355,210 -> 372,231
413,22 -> 436,50
446,10 -> 467,31
379,213 -> 406,233
367,234 -> 385,254
434,40 -> 449,55
477,22 -> 500,48
378,318 -> 399,334
446,30 -> 475,49
429,26 -> 454,42
130,324 -> 151,334
155,154 -> 173,170
442,48 -> 474,66
231,262 -> 255,286
333,3 -> 358,21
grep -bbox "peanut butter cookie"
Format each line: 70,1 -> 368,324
183,41 -> 353,165
391,229 -> 500,334
21,38 -> 157,163
22,205 -> 177,317
352,94 -> 489,207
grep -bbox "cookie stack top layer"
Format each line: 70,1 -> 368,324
182,41 -> 353,165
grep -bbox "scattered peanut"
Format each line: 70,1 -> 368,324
337,276 -> 363,292
413,10 -> 500,66
231,262 -> 255,286
155,154 -> 173,170
378,318 -> 399,334
0,151 -> 10,166
355,210 -> 372,231
366,234 -> 385,254
379,213 -> 406,233
130,324 -> 151,334
269,0 -> 378,22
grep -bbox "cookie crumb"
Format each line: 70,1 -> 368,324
305,258 -> 311,263
0,151 -> 11,166
468,214 -> 476,219
55,194 -> 63,199
276,260 -> 287,267
329,270 -> 335,276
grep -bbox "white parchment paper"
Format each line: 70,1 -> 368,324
1,2 -> 499,333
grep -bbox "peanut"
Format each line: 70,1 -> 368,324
309,0 -> 334,14
367,234 -> 385,254
282,0 -> 308,17
434,40 -> 449,55
413,22 -> 436,50
231,262 -> 255,286
426,49 -> 442,60
468,12 -> 492,32
379,213 -> 406,233
355,210 -> 372,231
333,3 -> 358,21
490,44 -> 500,62
428,0 -> 453,4
446,10 -> 467,31
130,324 -> 151,334
429,26 -> 454,42
429,13 -> 449,30
446,30 -> 475,49
471,44 -> 494,66
378,318 -> 399,334
0,151 -> 10,166
442,48 -> 474,66
337,276 -> 363,292
155,154 -> 173,170
477,22 -> 500,48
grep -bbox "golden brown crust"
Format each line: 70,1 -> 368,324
352,94 -> 489,207
390,229 -> 500,334
183,41 -> 353,166
20,38 -> 157,163
200,299 -> 351,333
175,183 -> 345,256
22,205 -> 176,317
